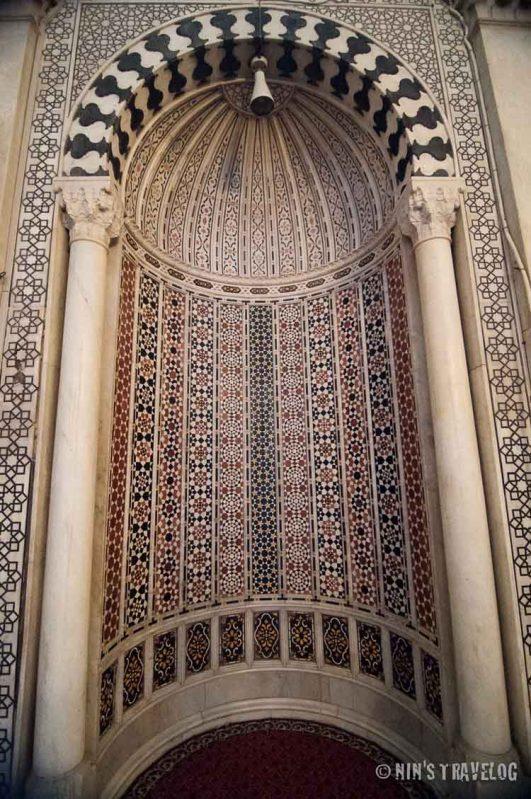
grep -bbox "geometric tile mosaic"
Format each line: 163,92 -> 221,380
357,622 -> 384,681
154,289 -> 186,616
184,297 -> 214,608
100,663 -> 116,736
186,620 -> 211,675
385,256 -> 436,636
249,305 -> 280,596
323,615 -> 350,669
0,2 -> 78,788
288,613 -> 315,662
362,272 -> 410,619
102,258 -> 135,645
217,305 -> 246,600
422,651 -> 443,722
125,274 -> 160,630
220,615 -> 245,666
123,644 -> 145,710
390,633 -> 416,700
254,611 -> 281,661
307,296 -> 346,601
336,287 -> 378,609
153,631 -> 178,691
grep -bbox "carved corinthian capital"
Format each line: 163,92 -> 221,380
54,178 -> 123,248
397,178 -> 465,248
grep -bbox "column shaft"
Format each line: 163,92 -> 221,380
33,239 -> 107,776
32,179 -> 121,783
415,235 -> 511,754
399,178 -> 512,757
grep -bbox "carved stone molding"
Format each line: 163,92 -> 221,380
54,178 -> 123,248
454,0 -> 531,27
397,178 -> 465,248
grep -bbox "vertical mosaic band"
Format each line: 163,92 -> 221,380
184,296 -> 214,607
386,256 -> 436,636
103,259 -> 136,644
126,273 -> 160,628
277,303 -> 313,597
249,304 -> 280,595
217,303 -> 246,599
336,285 -> 379,608
307,295 -> 346,600
154,286 -> 186,616
362,272 -> 409,619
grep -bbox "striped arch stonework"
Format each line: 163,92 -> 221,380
63,6 -> 455,186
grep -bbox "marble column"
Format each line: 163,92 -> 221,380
398,177 -> 512,757
31,178 -> 122,790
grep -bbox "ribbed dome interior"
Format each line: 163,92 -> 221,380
126,81 -> 394,279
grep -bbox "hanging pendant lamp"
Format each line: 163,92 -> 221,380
250,55 -> 275,117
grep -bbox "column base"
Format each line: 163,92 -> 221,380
445,739 -> 529,798
25,762 -> 92,799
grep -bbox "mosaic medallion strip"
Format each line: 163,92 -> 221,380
277,304 -> 313,597
336,285 -> 378,607
249,305 -> 280,595
103,258 -> 136,644
390,633 -> 416,699
254,611 -> 281,660
357,622 -> 384,681
362,272 -> 409,619
99,663 -> 116,736
323,615 -> 350,669
217,304 -> 246,599
184,297 -> 214,606
125,273 -> 160,629
220,614 -> 245,665
307,296 -> 346,600
153,630 -> 177,690
100,607 -> 444,735
186,620 -> 211,675
288,612 -> 315,662
123,644 -> 145,710
386,256 -> 436,636
154,288 -> 186,615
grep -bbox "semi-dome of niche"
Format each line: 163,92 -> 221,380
126,82 -> 394,281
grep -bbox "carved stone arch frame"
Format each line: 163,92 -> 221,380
46,6 -> 462,797
2,2 -> 528,797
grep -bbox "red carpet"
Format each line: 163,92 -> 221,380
125,721 -> 428,799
